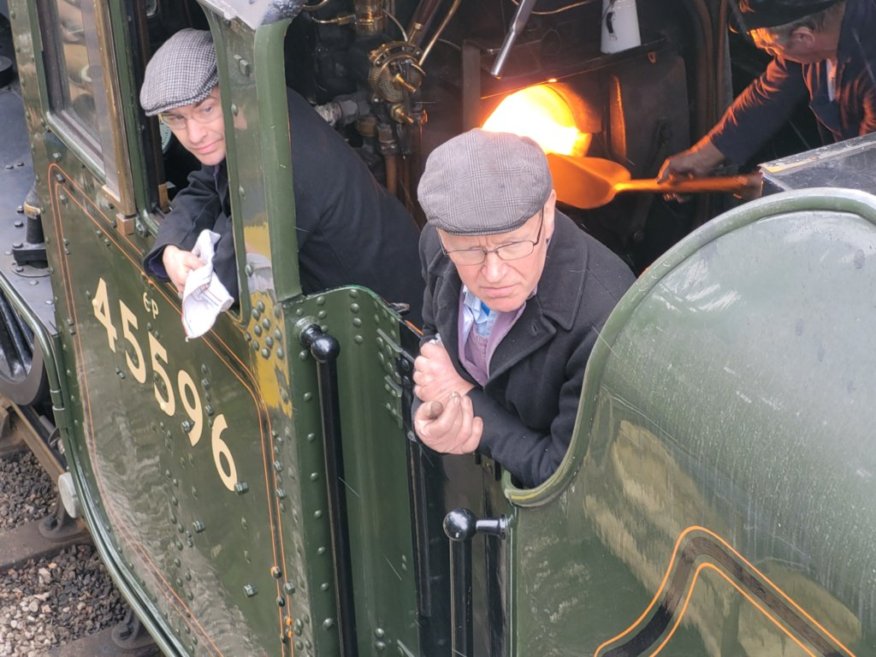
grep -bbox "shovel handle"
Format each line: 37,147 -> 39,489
615,174 -> 760,195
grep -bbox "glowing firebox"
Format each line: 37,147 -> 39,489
481,83 -> 756,210
482,84 -> 592,157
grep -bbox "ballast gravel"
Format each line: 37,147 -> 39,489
0,451 -> 128,656
0,451 -> 53,529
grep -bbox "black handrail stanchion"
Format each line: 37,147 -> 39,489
444,508 -> 476,657
300,323 -> 358,657
397,355 -> 435,617
444,508 -> 509,656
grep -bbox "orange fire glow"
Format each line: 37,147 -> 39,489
482,85 -> 591,157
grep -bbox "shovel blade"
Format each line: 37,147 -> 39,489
546,154 -> 630,209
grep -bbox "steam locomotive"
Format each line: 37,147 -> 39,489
0,0 -> 874,655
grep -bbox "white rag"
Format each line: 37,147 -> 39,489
181,230 -> 233,339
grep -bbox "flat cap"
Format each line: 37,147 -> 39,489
418,129 -> 552,236
735,0 -> 841,30
140,29 -> 219,116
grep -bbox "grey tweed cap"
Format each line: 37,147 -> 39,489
140,29 -> 218,116
418,129 -> 552,236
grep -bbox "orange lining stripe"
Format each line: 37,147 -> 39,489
594,525 -> 857,657
652,561 -> 817,657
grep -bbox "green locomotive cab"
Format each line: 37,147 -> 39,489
509,187 -> 876,656
1,0 -> 875,656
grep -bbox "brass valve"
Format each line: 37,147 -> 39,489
368,41 -> 424,105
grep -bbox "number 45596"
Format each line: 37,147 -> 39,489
91,277 -> 239,491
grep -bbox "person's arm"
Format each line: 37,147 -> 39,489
707,56 -> 809,165
468,329 -> 594,488
411,229 -> 436,424
412,225 -> 483,445
660,57 -> 809,179
142,165 -> 223,284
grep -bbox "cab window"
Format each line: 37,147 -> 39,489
37,0 -> 120,192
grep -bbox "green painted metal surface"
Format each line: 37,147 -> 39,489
509,189 -> 876,657
285,288 -> 422,656
9,0 -> 876,654
37,155 -> 294,655
9,0 -> 426,654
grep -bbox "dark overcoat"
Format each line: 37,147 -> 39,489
418,212 -> 634,487
143,88 -> 424,323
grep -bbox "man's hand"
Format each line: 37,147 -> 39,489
414,392 -> 483,454
413,339 -> 474,404
162,245 -> 206,295
657,139 -> 726,182
735,171 -> 765,202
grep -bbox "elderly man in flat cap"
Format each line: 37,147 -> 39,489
412,130 -> 634,488
660,0 -> 876,182
139,29 -> 423,322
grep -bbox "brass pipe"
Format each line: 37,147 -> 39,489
311,13 -> 356,25
419,0 -> 462,65
384,10 -> 409,40
354,0 -> 386,36
406,0 -> 445,46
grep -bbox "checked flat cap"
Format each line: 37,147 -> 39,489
418,129 -> 552,236
140,29 -> 218,116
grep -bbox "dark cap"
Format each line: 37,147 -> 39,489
417,129 -> 553,236
736,0 -> 841,30
140,29 -> 219,116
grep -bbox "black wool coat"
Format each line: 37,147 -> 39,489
143,88 -> 424,323
418,213 -> 634,487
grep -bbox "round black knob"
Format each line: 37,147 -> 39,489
310,334 -> 339,362
443,508 -> 477,542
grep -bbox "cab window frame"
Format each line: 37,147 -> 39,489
35,0 -> 130,210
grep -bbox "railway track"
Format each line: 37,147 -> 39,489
0,399 -> 161,657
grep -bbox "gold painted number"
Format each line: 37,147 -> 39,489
119,301 -> 147,384
148,333 -> 176,416
177,370 -> 203,446
211,415 -> 238,491
92,279 -> 117,352
92,277 -> 239,491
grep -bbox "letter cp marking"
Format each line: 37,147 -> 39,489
143,292 -> 159,319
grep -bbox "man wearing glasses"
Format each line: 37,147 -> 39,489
413,130 -> 634,488
139,29 -> 423,322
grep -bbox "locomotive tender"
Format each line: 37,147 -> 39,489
0,0 -> 874,656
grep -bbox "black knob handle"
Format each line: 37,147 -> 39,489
444,508 -> 478,542
444,508 -> 508,540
